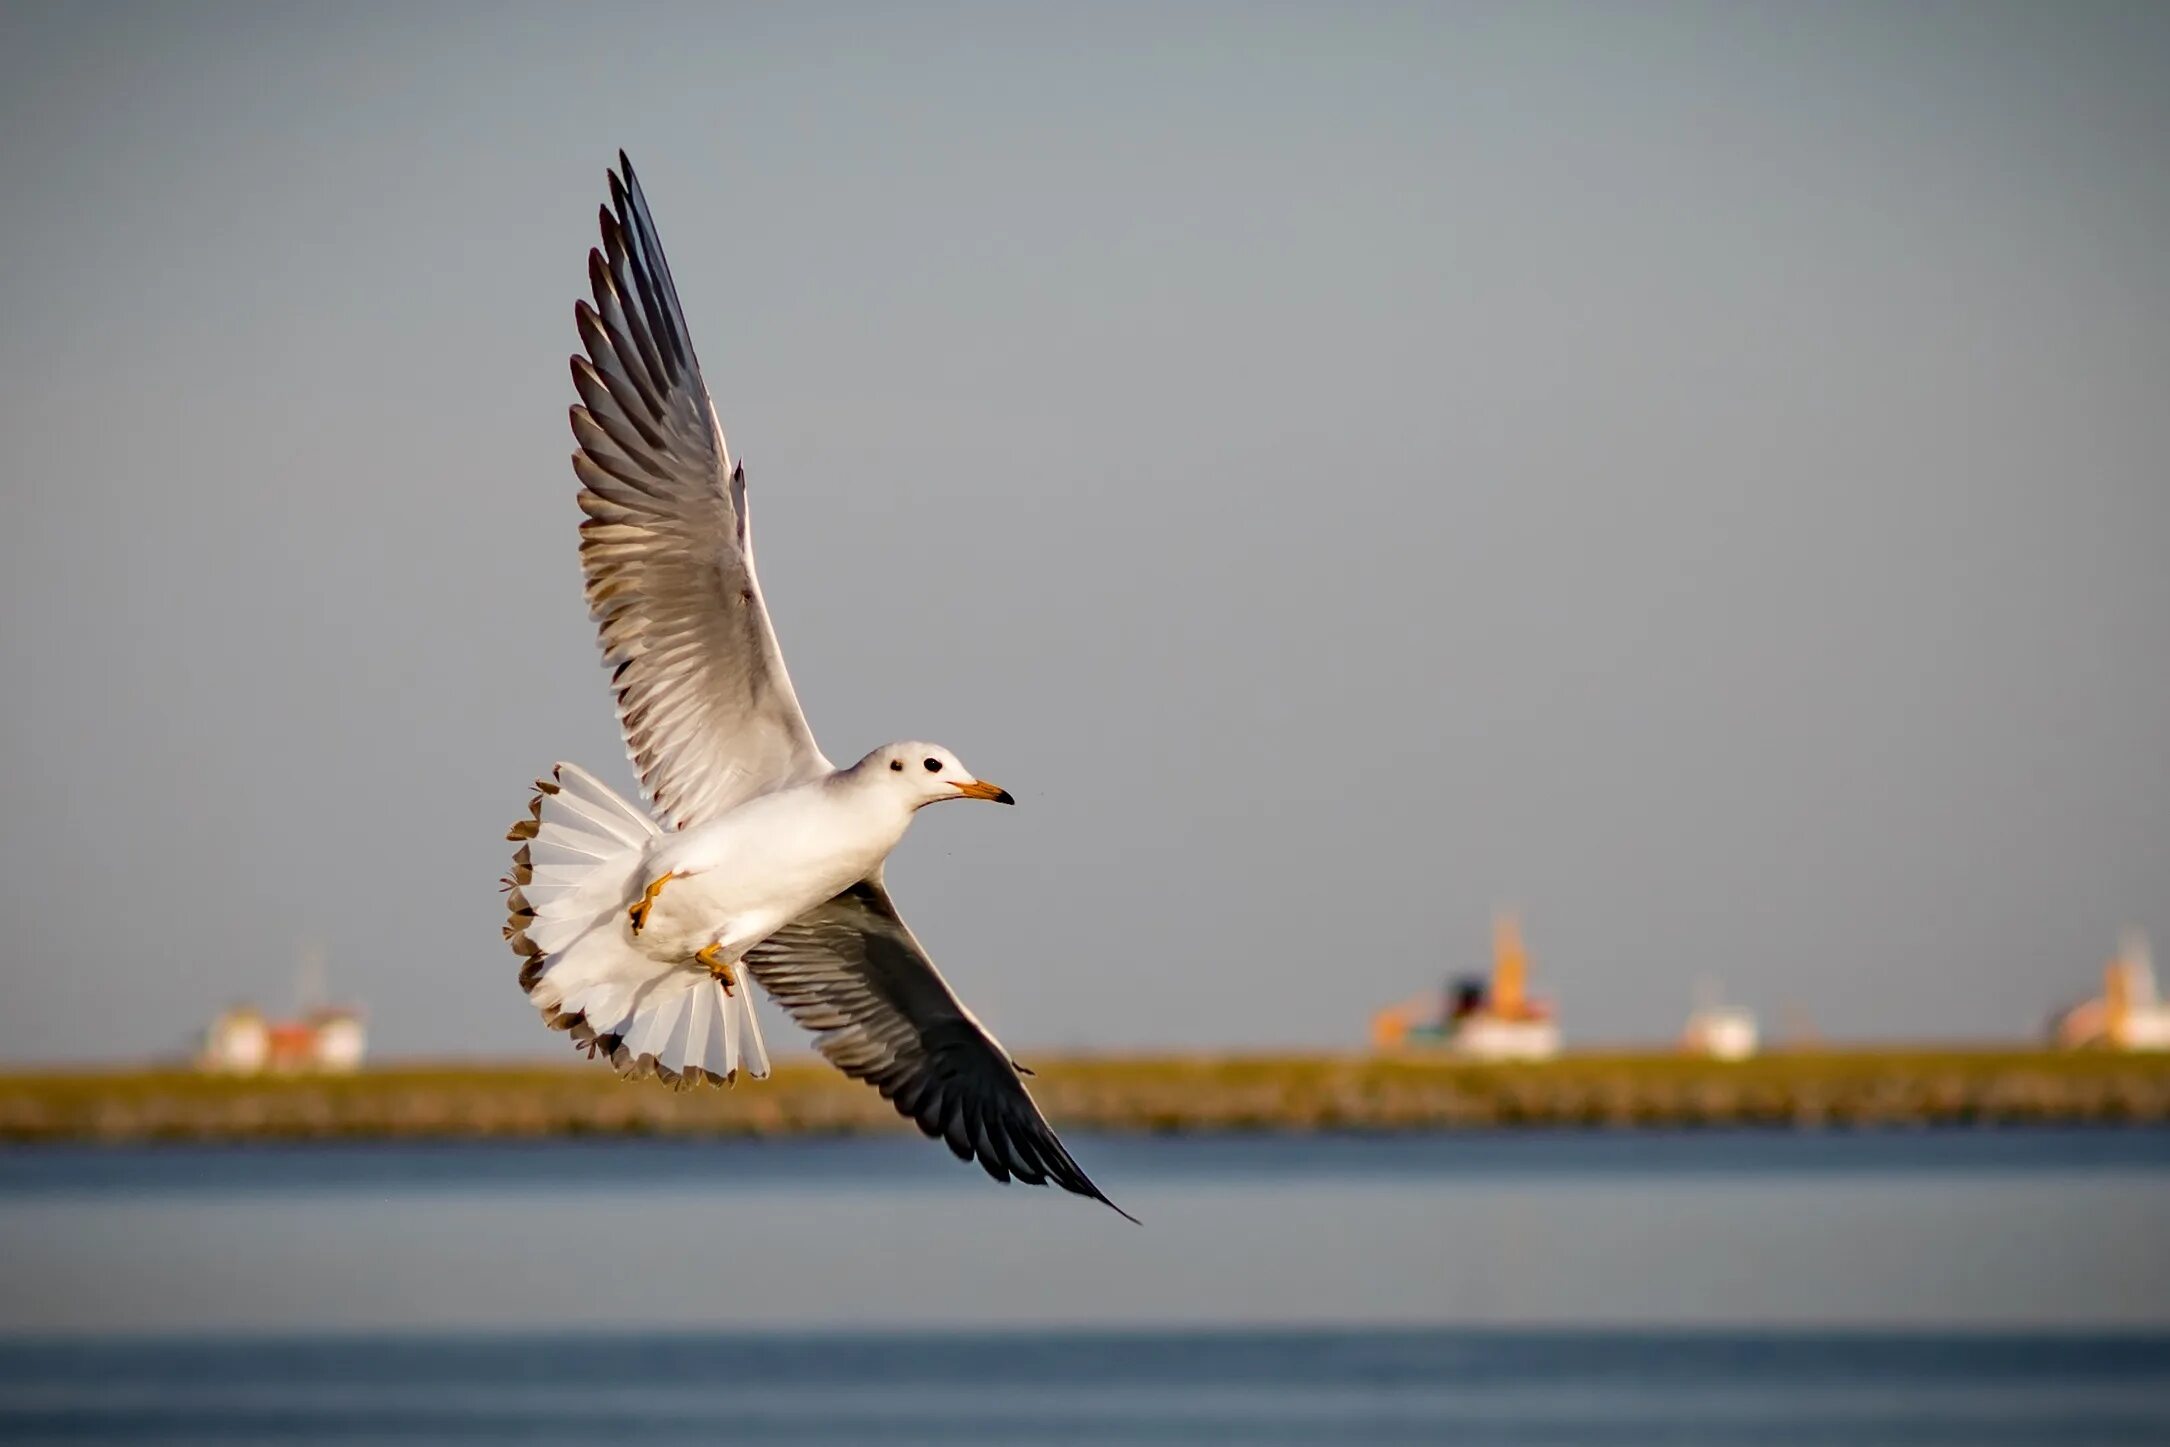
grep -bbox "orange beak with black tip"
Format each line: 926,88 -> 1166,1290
953,779 -> 1015,804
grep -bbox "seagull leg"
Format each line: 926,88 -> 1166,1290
696,943 -> 738,995
628,872 -> 675,935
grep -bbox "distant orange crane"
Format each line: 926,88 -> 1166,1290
1371,913 -> 1556,1053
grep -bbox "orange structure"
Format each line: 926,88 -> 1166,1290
1489,914 -> 1531,1019
2052,930 -> 2170,1051
1369,992 -> 1433,1051
1371,912 -> 1561,1058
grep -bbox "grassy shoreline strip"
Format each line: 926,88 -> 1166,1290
3,1050 -> 2168,1143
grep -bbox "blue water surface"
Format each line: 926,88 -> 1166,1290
3,1129 -> 2165,1445
1,1326 -> 2165,1446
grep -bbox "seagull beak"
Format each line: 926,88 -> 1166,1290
953,779 -> 1015,805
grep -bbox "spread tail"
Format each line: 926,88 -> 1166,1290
503,763 -> 769,1087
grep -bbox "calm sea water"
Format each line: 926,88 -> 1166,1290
2,1129 -> 2166,1445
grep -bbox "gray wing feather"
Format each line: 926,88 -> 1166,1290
570,153 -> 828,829
743,877 -> 1135,1220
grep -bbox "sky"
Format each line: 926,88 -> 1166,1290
1,1 -> 2166,1063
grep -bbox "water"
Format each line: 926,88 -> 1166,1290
2,1129 -> 2166,1444
3,1328 -> 2166,1445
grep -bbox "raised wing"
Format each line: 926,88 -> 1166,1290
570,152 -> 829,829
743,877 -> 1134,1220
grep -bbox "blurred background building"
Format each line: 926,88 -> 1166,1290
1371,913 -> 1562,1060
2049,930 -> 2170,1052
197,946 -> 368,1074
1681,979 -> 1760,1060
199,1005 -> 367,1074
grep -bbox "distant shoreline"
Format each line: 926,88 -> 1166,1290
2,1049 -> 2166,1145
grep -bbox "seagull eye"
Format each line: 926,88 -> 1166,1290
889,760 -> 903,772
924,758 -> 941,772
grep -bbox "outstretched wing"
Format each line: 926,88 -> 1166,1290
570,152 -> 829,829
742,877 -> 1134,1220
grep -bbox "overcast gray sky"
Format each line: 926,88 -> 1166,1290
2,1 -> 2166,1063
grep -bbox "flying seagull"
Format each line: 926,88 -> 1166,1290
503,153 -> 1131,1220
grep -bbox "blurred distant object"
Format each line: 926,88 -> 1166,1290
1681,978 -> 1759,1061
1371,913 -> 1561,1060
198,950 -> 367,1074
1682,1008 -> 1759,1061
199,1005 -> 366,1075
2049,930 -> 2170,1052
198,1007 -> 269,1074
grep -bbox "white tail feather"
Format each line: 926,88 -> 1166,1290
505,764 -> 771,1088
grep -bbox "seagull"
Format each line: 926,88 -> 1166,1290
501,154 -> 1129,1220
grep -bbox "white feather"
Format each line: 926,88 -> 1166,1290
736,988 -> 771,1080
518,765 -> 756,1081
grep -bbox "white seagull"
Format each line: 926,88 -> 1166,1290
503,154 -> 1130,1219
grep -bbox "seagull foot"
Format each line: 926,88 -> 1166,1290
628,872 -> 674,935
697,943 -> 737,995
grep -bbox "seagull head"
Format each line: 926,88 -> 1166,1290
865,743 -> 1014,809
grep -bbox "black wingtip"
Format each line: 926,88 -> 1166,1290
1099,1193 -> 1142,1226
1067,1154 -> 1139,1224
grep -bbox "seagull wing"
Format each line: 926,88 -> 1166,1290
743,876 -> 1134,1220
569,152 -> 829,829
